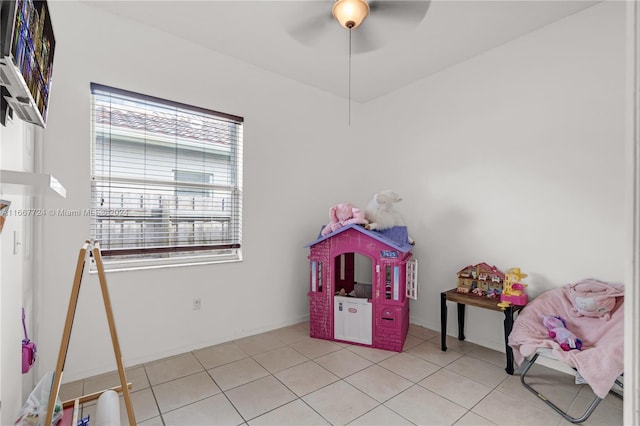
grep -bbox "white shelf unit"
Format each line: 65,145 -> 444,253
0,169 -> 66,197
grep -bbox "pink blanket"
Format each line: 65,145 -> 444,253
508,280 -> 624,399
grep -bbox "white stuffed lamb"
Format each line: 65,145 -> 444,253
364,190 -> 415,246
364,190 -> 406,231
365,190 -> 415,244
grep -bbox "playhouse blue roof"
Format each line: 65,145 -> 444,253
305,224 -> 413,253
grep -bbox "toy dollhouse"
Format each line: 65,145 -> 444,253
456,263 -> 529,306
456,262 -> 504,294
306,224 -> 417,352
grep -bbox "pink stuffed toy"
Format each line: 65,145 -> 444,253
321,203 -> 369,236
567,279 -> 624,321
542,315 -> 583,351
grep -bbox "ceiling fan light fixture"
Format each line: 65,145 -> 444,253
332,0 -> 370,29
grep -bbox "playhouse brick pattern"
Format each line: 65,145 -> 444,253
309,244 -> 331,339
307,225 -> 414,352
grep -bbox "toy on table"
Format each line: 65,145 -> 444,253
456,262 -> 504,295
471,287 -> 484,296
500,267 -> 528,306
542,315 -> 583,351
486,288 -> 501,299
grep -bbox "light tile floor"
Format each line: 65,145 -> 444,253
59,322 -> 623,425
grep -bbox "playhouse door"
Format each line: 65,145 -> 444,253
334,296 -> 372,345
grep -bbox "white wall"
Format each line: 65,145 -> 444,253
36,1 -> 376,381
0,116 -> 38,426
362,1 -> 627,350
28,0 -> 627,384
624,2 -> 640,423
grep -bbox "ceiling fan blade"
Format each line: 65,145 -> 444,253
368,0 -> 431,25
285,2 -> 336,47
352,25 -> 384,54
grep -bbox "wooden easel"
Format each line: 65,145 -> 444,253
45,240 -> 136,425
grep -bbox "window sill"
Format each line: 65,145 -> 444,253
89,250 -> 242,273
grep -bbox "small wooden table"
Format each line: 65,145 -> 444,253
440,288 -> 524,375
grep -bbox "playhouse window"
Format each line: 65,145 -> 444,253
393,266 -> 400,300
383,264 -> 405,301
318,261 -> 323,292
311,261 -> 317,292
385,266 -> 392,299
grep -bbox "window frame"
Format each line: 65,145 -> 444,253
89,83 -> 244,271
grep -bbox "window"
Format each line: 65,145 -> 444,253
90,83 -> 243,269
173,170 -> 214,198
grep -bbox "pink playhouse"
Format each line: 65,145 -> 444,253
306,224 -> 418,352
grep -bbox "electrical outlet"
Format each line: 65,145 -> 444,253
193,297 -> 202,310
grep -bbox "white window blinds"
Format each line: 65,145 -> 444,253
90,83 -> 243,262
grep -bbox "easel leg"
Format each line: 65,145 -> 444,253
45,243 -> 89,426
93,246 -> 136,425
45,241 -> 137,425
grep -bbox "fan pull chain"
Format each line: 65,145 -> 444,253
348,28 -> 352,126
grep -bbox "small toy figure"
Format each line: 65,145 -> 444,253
486,288 -> 501,299
542,315 -> 583,351
471,287 -> 484,296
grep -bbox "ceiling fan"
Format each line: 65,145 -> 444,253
287,0 -> 431,54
